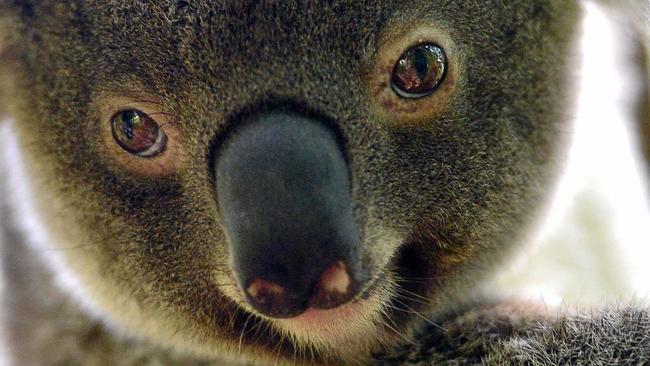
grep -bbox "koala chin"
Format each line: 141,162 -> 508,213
0,1 -> 649,365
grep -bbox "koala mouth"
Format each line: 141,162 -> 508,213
210,233 -> 438,364
256,240 -> 438,360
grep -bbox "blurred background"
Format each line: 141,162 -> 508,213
491,1 -> 650,307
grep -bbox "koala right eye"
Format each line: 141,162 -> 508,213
368,26 -> 458,127
111,109 -> 167,157
391,43 -> 447,99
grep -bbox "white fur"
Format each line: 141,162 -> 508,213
0,120 -> 121,332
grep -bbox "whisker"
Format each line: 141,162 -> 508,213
393,286 -> 434,304
392,297 -> 447,331
238,311 -> 256,354
380,319 -> 416,345
273,334 -> 285,366
43,243 -> 100,251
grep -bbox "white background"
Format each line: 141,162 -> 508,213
491,2 -> 650,306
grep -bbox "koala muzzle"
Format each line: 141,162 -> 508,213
215,112 -> 362,318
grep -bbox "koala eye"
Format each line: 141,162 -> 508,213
391,44 -> 447,99
111,109 -> 167,157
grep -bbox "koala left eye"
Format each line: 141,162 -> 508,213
111,109 -> 167,157
391,44 -> 447,99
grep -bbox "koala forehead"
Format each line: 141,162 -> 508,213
25,1 -> 567,111
55,1 -> 393,94
23,1 -> 578,185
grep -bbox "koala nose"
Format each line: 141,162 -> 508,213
215,112 -> 362,318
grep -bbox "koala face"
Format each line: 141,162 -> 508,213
2,1 -> 580,364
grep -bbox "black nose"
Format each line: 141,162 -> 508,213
215,112 -> 362,318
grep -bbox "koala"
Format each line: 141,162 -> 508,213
0,1 -> 649,365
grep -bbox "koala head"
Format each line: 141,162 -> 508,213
1,1 -> 580,364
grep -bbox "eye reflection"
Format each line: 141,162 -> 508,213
391,44 -> 447,99
111,109 -> 167,157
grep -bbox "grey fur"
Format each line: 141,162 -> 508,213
0,1 -> 647,365
372,304 -> 650,365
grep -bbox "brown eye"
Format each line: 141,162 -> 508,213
111,109 -> 167,157
391,44 -> 447,99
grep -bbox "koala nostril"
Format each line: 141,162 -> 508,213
246,278 -> 287,307
319,261 -> 351,296
240,261 -> 358,317
310,261 -> 355,310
